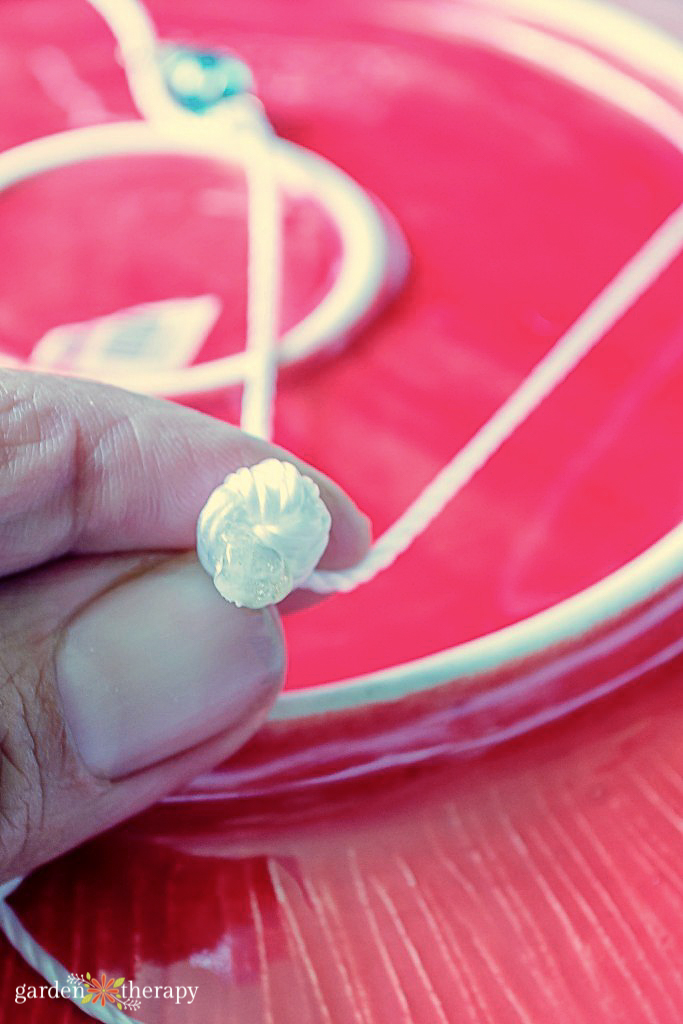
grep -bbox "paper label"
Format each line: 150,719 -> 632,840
29,295 -> 221,376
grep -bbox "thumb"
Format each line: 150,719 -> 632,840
0,551 -> 284,881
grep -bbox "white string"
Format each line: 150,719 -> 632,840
239,126 -> 282,440
90,1 -> 285,442
86,0 -> 176,123
304,200 -> 683,592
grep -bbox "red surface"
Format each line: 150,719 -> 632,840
1,0 -> 683,1021
8,641 -> 683,1023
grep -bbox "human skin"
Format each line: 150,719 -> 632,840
0,368 -> 370,881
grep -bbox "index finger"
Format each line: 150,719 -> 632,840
0,369 -> 371,579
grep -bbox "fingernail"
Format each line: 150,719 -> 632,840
56,559 -> 284,778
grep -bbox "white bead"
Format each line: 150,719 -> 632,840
196,458 -> 332,609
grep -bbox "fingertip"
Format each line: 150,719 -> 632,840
314,483 -> 372,571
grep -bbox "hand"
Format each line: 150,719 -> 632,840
0,369 -> 369,881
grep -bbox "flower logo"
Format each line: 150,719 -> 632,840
66,971 -> 140,1013
83,972 -> 125,1008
